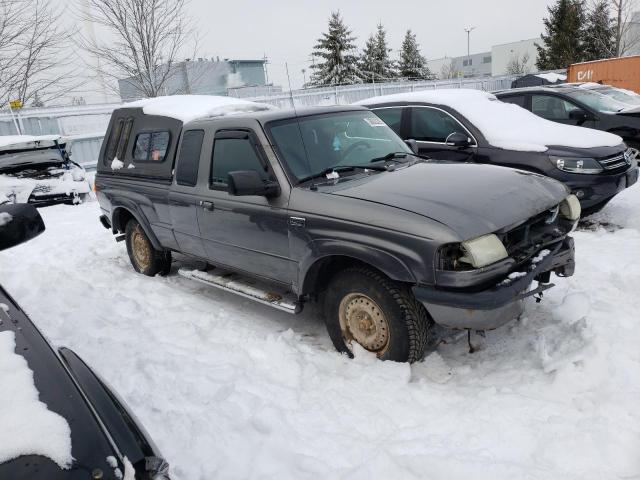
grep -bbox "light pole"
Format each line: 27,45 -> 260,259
301,68 -> 307,88
464,26 -> 476,75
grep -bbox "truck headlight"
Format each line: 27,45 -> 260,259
549,156 -> 603,174
459,234 -> 509,268
560,194 -> 581,221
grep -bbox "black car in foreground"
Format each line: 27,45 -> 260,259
0,204 -> 169,479
95,96 -> 578,363
495,83 -> 640,152
358,89 -> 638,215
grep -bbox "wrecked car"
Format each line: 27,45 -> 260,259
95,96 -> 578,363
0,135 -> 91,206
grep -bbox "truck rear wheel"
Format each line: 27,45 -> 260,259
125,219 -> 171,276
324,267 -> 430,363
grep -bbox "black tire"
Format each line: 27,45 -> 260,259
125,219 -> 171,276
323,266 -> 431,363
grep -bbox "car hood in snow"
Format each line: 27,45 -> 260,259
324,161 -> 569,240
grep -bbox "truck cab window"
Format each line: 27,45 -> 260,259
133,131 -> 170,162
176,130 -> 204,186
105,118 -> 124,163
210,136 -> 271,188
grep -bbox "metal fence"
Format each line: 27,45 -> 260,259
236,74 -> 522,108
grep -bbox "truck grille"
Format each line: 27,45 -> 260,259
598,152 -> 629,172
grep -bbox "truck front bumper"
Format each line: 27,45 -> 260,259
412,237 -> 575,330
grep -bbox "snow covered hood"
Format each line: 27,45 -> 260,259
0,135 -> 62,152
123,95 -> 275,123
356,89 -> 623,153
0,331 -> 72,468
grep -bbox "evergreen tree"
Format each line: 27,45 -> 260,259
536,0 -> 586,70
398,29 -> 432,80
360,23 -> 396,82
310,11 -> 363,86
583,0 -> 615,60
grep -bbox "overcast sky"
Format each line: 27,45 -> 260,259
61,0 -> 556,101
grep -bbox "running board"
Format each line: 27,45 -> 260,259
178,267 -> 301,314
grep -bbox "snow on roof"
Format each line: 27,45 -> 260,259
123,95 -> 274,123
0,331 -> 72,468
356,89 -> 622,152
535,72 -> 567,83
0,135 -> 62,151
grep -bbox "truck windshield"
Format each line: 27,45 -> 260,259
565,89 -> 630,113
266,110 -> 412,182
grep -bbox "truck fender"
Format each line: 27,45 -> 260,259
111,204 -> 163,251
298,239 -> 417,295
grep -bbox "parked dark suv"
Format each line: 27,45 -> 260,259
95,96 -> 578,363
358,89 -> 638,215
495,84 -> 640,152
0,203 -> 169,479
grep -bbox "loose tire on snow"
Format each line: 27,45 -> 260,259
323,266 -> 431,363
125,219 -> 172,276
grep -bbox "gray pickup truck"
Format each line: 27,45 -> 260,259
95,98 -> 578,363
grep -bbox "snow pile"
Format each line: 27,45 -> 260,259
123,95 -> 274,123
1,187 -> 640,479
0,331 -> 72,468
356,89 -> 622,152
0,135 -> 62,151
535,72 -> 567,83
111,158 -> 124,170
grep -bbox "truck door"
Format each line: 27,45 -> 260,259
168,129 -> 208,258
195,129 -> 294,285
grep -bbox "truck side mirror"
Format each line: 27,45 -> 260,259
0,204 -> 45,251
227,170 -> 280,198
445,132 -> 472,147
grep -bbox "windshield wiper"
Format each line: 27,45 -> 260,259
370,152 -> 410,163
297,164 -> 387,184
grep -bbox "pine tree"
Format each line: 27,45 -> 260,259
536,0 -> 586,70
583,0 -> 615,60
360,23 -> 396,82
310,11 -> 363,86
398,29 -> 432,80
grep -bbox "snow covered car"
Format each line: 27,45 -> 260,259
95,96 -> 578,364
0,203 -> 170,479
358,89 -> 638,215
496,84 -> 640,158
0,135 -> 91,206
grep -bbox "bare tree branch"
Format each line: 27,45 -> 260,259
612,0 -> 640,56
76,0 -> 198,99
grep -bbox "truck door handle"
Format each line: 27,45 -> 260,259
199,200 -> 214,211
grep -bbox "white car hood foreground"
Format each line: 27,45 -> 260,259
0,167 -> 90,204
356,89 -> 623,153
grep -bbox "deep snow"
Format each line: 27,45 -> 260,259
1,188 -> 640,479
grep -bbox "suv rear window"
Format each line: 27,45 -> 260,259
373,108 -> 403,135
176,130 -> 204,186
133,131 -> 170,162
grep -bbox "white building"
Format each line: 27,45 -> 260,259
626,11 -> 640,56
491,38 -> 539,76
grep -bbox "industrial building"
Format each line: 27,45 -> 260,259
427,38 -> 540,79
118,58 -> 271,101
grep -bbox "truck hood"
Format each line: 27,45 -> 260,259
323,161 -> 569,240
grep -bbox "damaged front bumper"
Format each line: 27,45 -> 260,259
412,237 -> 575,330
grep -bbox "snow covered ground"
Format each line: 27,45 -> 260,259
1,188 -> 639,480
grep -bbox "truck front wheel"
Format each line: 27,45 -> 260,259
125,219 -> 171,276
324,267 -> 431,363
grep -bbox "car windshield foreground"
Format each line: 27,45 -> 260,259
266,110 -> 413,182
95,99 -> 579,364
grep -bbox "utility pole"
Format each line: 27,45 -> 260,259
464,26 -> 476,75
301,69 -> 307,88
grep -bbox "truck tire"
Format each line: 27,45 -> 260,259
125,219 -> 171,276
323,266 -> 430,363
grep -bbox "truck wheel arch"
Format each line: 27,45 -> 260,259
299,246 -> 417,297
111,206 -> 163,251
